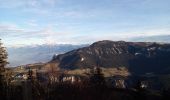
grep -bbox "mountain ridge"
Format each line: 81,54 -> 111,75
51,40 -> 170,75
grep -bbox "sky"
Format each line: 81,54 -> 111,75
0,0 -> 170,47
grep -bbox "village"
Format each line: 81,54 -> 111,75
6,62 -> 149,90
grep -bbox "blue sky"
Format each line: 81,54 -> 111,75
0,0 -> 170,47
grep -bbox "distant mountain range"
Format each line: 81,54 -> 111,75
7,35 -> 170,67
7,44 -> 88,67
130,35 -> 170,43
52,40 -> 170,75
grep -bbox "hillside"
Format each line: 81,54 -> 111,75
52,40 -> 170,75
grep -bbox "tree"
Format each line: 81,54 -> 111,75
0,39 -> 8,71
90,67 -> 105,86
28,68 -> 33,80
0,39 -> 8,99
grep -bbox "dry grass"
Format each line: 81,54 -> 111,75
67,67 -> 130,77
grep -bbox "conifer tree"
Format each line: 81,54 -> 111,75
0,39 -> 8,98
90,67 -> 105,86
0,39 -> 8,71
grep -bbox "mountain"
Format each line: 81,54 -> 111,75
130,35 -> 170,43
52,40 -> 170,75
7,44 -> 88,67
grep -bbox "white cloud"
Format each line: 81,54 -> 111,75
1,22 -> 170,47
0,23 -> 24,36
0,0 -> 59,8
26,20 -> 38,27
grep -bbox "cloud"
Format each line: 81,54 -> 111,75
1,22 -> 170,47
0,23 -> 62,38
0,0 -> 99,19
26,20 -> 38,27
1,0 -> 170,46
0,23 -> 77,46
0,24 -> 24,36
0,0 -> 59,8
